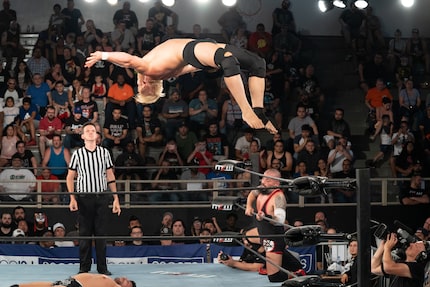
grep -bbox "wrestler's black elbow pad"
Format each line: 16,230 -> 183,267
221,56 -> 241,77
250,57 -> 266,78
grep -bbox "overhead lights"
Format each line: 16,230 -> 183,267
162,0 -> 175,7
318,0 -> 334,12
107,0 -> 118,5
400,0 -> 414,8
333,0 -> 347,8
354,0 -> 369,9
222,0 -> 237,6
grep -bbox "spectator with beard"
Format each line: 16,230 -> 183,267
136,104 -> 163,158
0,211 -> 13,239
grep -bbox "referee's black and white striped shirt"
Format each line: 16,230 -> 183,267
69,146 -> 113,193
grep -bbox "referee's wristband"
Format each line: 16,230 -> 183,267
101,52 -> 109,60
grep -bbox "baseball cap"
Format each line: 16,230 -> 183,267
179,120 -> 188,128
53,222 -> 65,232
74,106 -> 82,114
13,229 -> 25,237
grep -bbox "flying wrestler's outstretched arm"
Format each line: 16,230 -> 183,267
85,51 -> 146,73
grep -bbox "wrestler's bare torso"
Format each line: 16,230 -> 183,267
137,38 -> 227,79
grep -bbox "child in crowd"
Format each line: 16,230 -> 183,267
91,74 -> 107,114
3,97 -> 20,127
368,114 -> 393,168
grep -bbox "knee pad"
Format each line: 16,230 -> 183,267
268,271 -> 288,283
214,49 -> 240,77
249,57 -> 266,78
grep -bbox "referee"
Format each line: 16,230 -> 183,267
66,122 -> 121,275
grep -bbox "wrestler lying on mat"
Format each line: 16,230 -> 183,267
9,273 -> 136,287
84,38 -> 277,134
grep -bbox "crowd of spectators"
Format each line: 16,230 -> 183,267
0,0 -> 428,209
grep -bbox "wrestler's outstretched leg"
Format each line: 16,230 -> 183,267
11,283 -> 65,287
248,76 -> 278,134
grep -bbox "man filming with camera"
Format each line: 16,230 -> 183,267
371,232 -> 428,287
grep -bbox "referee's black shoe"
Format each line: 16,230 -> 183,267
78,269 -> 90,274
98,270 -> 112,275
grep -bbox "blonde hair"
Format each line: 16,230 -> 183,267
135,80 -> 165,104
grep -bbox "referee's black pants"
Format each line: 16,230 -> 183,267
77,194 -> 109,273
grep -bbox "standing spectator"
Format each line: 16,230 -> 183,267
339,3 -> 366,60
41,134 -> 71,182
1,20 -> 26,72
217,5 -> 245,43
271,0 -> 296,36
387,29 -> 407,73
13,140 -> 38,175
0,0 -> 16,34
364,6 -> 385,52
102,107 -> 130,151
161,89 -> 189,141
63,106 -> 87,149
61,0 -> 85,37
37,168 -> 61,204
113,1 -> 139,36
66,122 -> 121,275
248,23 -> 273,60
38,105 -> 63,156
148,0 -> 178,34
0,154 -> 36,201
105,74 -> 137,130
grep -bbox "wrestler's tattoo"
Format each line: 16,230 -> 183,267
274,194 -> 287,209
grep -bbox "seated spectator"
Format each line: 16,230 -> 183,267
230,26 -> 248,49
327,136 -> 354,174
203,218 -> 222,235
179,163 -> 208,201
190,216 -> 202,237
53,222 -> 74,247
11,228 -> 26,244
297,140 -> 321,175
370,97 -> 393,141
3,97 -> 20,128
248,23 -> 273,60
91,74 -> 107,113
406,28 -> 430,74
0,212 -> 13,238
293,160 -> 309,178
273,24 -> 301,58
1,78 -> 24,107
365,78 -> 393,114
263,77 -> 283,130
367,115 -> 393,168
41,134 -> 70,182
206,159 -> 233,192
391,121 -> 414,183
63,106 -> 87,149
37,168 -> 61,204
115,141 -> 145,201
149,160 -> 179,202
136,104 -> 164,158
13,141 -> 38,175
51,80 -> 70,121
199,228 -> 212,244
0,124 -> 20,167
217,5 -> 245,43
188,89 -> 218,138
398,79 -> 421,131
387,29 -> 407,73
38,105 -> 63,156
161,89 -> 189,141
265,132 -> 287,152
235,128 -> 261,161
324,108 -> 351,145
204,121 -> 229,161
293,124 -> 319,158
128,226 -> 145,246
297,64 -> 324,108
39,229 -> 56,248
33,211 -> 49,237
395,141 -> 421,182
187,138 -> 213,176
395,56 -> 412,94
105,74 -> 137,130
415,227 -> 428,241
419,106 -> 430,141
111,20 -> 135,52
158,139 -> 184,175
102,107 -> 131,150
267,140 -> 293,178
399,172 -> 430,205
222,212 -> 241,233
358,52 -> 388,93
288,104 -> 319,149
332,159 -> 356,203
0,155 -> 36,201
18,97 -> 40,146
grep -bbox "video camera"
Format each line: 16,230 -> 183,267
374,220 -> 430,262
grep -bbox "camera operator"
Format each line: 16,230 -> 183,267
371,233 -> 428,287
